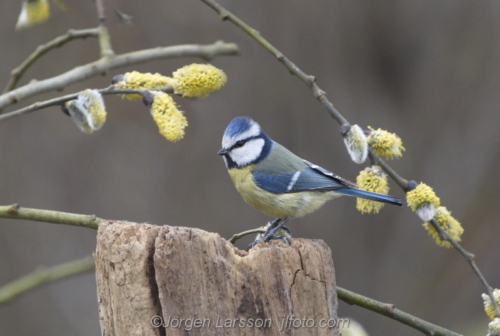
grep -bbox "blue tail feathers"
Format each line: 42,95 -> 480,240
335,188 -> 403,206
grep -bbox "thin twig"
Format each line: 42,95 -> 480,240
0,41 -> 239,112
0,204 -> 102,229
95,0 -> 106,25
337,286 -> 462,336
372,150 -> 409,191
3,28 -> 100,94
0,256 -> 95,305
0,86 -> 174,123
228,227 -> 266,244
94,0 -> 114,57
200,0 -> 348,127
199,0 -> 500,323
429,219 -> 500,317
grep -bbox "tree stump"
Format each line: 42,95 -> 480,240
95,221 -> 339,336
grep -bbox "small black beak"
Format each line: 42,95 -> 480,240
217,148 -> 228,155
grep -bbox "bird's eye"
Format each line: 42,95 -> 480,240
234,140 -> 245,148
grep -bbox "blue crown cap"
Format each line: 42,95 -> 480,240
224,116 -> 258,137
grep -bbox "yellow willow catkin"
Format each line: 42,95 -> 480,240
150,93 -> 188,142
406,183 -> 440,212
356,165 -> 389,214
171,64 -> 227,98
16,0 -> 50,30
422,206 -> 463,248
483,289 -> 500,321
488,318 -> 500,336
367,127 -> 405,159
343,124 -> 368,164
64,89 -> 107,134
116,71 -> 173,100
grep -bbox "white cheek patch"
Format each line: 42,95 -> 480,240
222,121 -> 260,149
229,138 -> 265,167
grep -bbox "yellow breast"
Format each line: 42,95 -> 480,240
228,166 -> 339,218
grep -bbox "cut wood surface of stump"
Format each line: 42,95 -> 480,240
95,221 -> 339,336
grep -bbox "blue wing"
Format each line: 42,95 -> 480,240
252,159 -> 402,205
252,160 -> 355,194
301,160 -> 402,205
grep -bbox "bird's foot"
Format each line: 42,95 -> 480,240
267,234 -> 292,245
247,218 -> 290,250
247,239 -> 262,250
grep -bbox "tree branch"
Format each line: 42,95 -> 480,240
94,0 -> 114,58
227,227 -> 266,244
3,28 -> 100,94
0,86 -> 174,123
428,219 -> 500,317
0,41 -> 239,112
0,204 -> 102,229
337,286 -> 462,336
200,0 -> 348,127
0,256 -> 95,305
372,151 -> 410,191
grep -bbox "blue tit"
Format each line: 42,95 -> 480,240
218,116 -> 402,247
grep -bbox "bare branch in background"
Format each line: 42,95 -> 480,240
0,41 -> 239,112
337,286 -> 463,336
94,0 -> 114,58
0,204 -> 102,229
3,28 -> 100,93
0,86 -> 174,122
0,256 -> 95,305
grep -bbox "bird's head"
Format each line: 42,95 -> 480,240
218,117 -> 272,168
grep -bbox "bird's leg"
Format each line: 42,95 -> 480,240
279,225 -> 291,235
248,218 -> 282,249
248,218 -> 290,250
266,218 -> 282,231
266,229 -> 292,245
262,221 -> 292,244
262,218 -> 289,241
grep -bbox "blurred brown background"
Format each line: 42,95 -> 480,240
1,0 -> 499,335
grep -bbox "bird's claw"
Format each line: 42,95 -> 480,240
267,234 -> 292,245
247,239 -> 262,250
247,218 -> 291,250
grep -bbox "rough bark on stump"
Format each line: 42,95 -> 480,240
95,221 -> 338,336
95,221 -> 163,336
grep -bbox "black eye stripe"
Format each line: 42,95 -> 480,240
229,141 -> 244,151
228,134 -> 262,151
